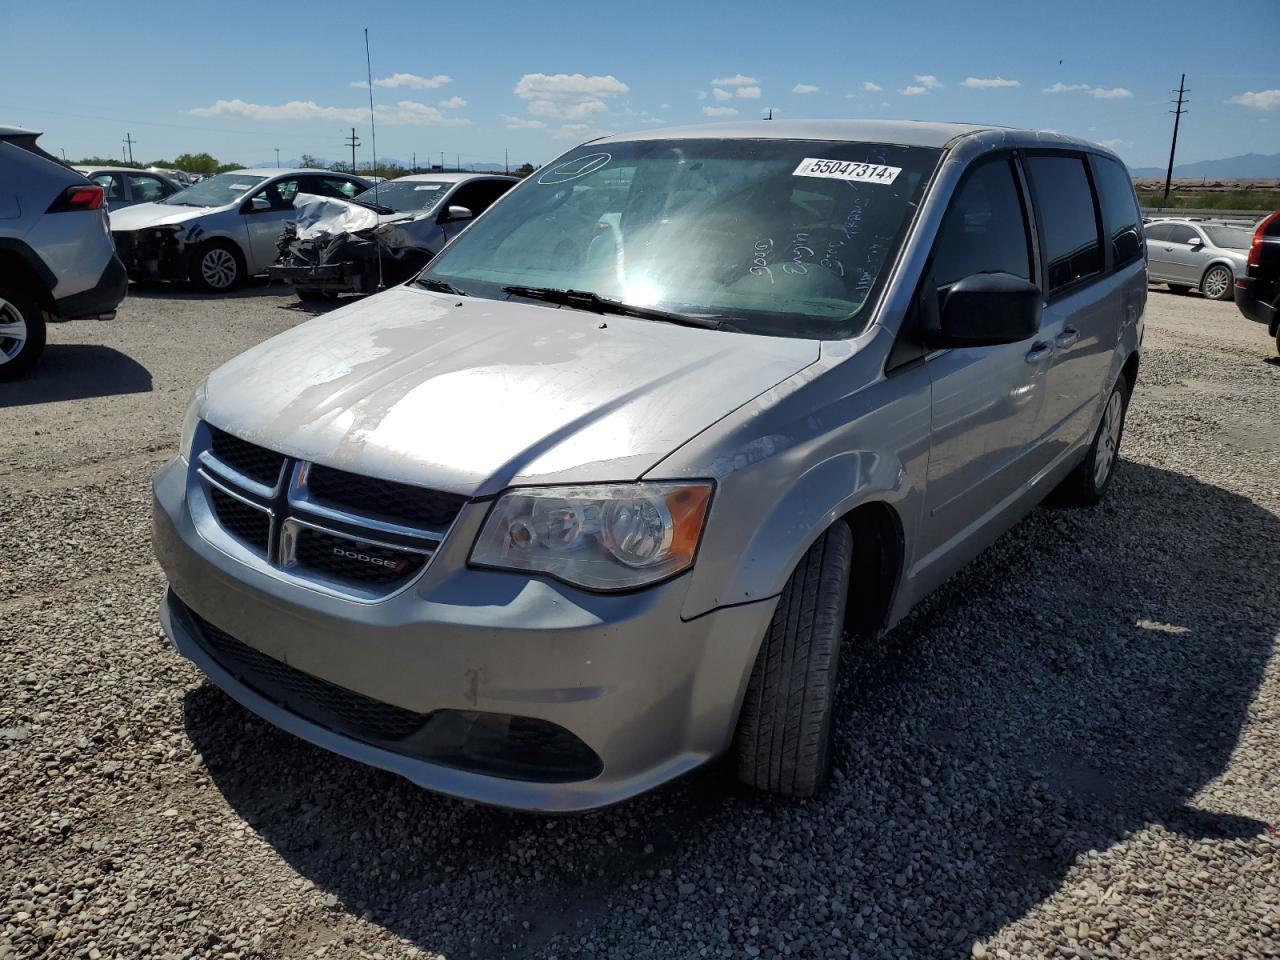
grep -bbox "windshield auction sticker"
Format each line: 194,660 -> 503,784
792,159 -> 901,185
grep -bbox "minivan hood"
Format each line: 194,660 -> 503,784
109,201 -> 220,231
202,285 -> 820,496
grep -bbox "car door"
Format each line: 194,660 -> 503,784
1022,152 -> 1120,464
1161,224 -> 1204,284
919,154 -> 1046,565
1144,222 -> 1174,280
241,176 -> 304,273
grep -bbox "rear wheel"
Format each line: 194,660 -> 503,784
191,240 -> 243,292
0,283 -> 47,381
734,522 -> 852,797
1200,265 -> 1233,302
1057,375 -> 1130,505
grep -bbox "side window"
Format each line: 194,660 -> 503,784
310,176 -> 361,199
1025,154 -> 1103,294
1144,222 -> 1172,242
127,174 -> 168,203
253,177 -> 302,210
1167,224 -> 1198,244
931,157 -> 1032,288
1090,156 -> 1143,268
92,173 -> 125,202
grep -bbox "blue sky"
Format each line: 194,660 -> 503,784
2,0 -> 1277,171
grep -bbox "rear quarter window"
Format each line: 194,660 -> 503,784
1090,156 -> 1143,268
1025,154 -> 1104,295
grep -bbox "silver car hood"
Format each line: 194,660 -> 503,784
203,285 -> 820,496
109,201 -> 225,230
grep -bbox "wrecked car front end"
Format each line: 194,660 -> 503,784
113,222 -> 202,282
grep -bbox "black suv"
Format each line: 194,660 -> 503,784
1236,211 -> 1280,354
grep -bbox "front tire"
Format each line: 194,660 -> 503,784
191,240 -> 243,292
1201,265 -> 1233,302
734,522 -> 853,797
1058,375 -> 1130,505
0,284 -> 47,381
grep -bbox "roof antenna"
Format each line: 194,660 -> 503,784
364,26 -> 385,290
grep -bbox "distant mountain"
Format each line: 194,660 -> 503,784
1129,152 -> 1280,179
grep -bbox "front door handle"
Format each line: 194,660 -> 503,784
1025,341 -> 1054,363
1055,327 -> 1080,349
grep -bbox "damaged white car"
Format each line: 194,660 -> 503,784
267,174 -> 517,301
109,169 -> 369,291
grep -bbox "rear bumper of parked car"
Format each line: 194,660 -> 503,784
51,253 -> 127,320
1235,276 -> 1277,332
151,457 -> 774,812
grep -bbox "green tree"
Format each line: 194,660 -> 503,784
515,162 -> 536,178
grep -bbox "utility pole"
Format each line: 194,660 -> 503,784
345,127 -> 361,174
505,147 -> 509,175
440,150 -> 444,172
1163,74 -> 1188,206
412,151 -> 416,174
274,147 -> 280,168
456,153 -> 460,172
122,132 -> 136,164
765,108 -> 773,121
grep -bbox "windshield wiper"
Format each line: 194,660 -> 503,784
501,285 -> 739,332
420,278 -> 467,296
349,197 -> 397,214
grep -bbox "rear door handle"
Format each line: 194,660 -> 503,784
1055,327 -> 1080,349
1025,341 -> 1053,363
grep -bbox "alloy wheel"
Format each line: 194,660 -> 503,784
1093,390 -> 1123,489
201,248 -> 238,289
0,297 -> 29,366
1203,267 -> 1231,300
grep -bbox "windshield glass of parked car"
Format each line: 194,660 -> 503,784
417,139 -> 941,339
355,179 -> 450,213
1203,225 -> 1252,249
162,173 -> 266,207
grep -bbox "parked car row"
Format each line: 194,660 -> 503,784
1143,216 -> 1252,301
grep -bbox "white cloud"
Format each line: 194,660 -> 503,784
736,85 -> 761,99
527,98 -> 609,120
711,74 -> 757,87
501,114 -> 546,129
438,95 -> 467,109
514,72 -> 629,101
792,83 -> 819,94
1042,81 -> 1131,99
1098,138 -> 1128,150
189,98 -> 469,126
639,116 -> 666,124
351,73 -> 452,90
963,76 -> 1019,88
1231,89 -> 1280,110
862,81 -> 883,92
898,85 -> 928,96
702,106 -> 738,117
551,123 -> 592,140
914,74 -> 943,89
696,90 -> 708,100
713,87 -> 732,101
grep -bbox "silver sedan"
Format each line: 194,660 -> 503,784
1145,218 -> 1251,301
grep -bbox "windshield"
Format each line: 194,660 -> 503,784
355,179 -> 449,213
418,138 -> 940,339
162,173 -> 266,207
1203,225 -> 1252,250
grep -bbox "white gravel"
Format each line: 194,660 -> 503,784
1,283 -> 1278,959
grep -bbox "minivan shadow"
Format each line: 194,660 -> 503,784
182,462 -> 1276,957
1,344 -> 151,407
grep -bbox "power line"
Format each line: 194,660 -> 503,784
1163,74 -> 1189,206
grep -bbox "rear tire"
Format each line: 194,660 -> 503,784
734,522 -> 853,797
1200,265 -> 1234,302
1057,374 -> 1130,505
191,240 -> 243,292
0,283 -> 47,381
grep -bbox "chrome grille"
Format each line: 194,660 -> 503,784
189,422 -> 459,599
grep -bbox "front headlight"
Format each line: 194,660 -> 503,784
178,379 -> 207,463
470,482 -> 713,591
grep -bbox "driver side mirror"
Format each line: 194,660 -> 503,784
1189,237 -> 1204,248
929,272 -> 1042,348
249,195 -> 271,212
442,204 -> 473,223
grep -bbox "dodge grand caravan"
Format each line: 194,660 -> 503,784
153,120 -> 1146,811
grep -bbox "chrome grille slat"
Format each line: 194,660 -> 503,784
189,422 -> 462,599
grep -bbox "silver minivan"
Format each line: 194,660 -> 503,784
153,120 -> 1145,811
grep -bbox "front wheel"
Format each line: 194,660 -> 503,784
191,241 -> 243,292
734,522 -> 852,797
1057,376 -> 1130,505
1201,265 -> 1234,302
0,284 -> 47,381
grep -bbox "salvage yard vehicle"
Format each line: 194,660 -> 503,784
1235,210 -> 1280,354
153,120 -> 1146,811
1144,217 -> 1250,301
109,169 -> 369,292
0,126 -> 128,380
74,166 -> 182,209
268,173 -> 516,300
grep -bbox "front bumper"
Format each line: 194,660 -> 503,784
152,457 -> 775,811
266,261 -> 366,294
113,229 -> 192,282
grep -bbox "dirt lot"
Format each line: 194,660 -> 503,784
2,283 -> 1278,960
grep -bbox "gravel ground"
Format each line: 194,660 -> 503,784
1,283 -> 1278,960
